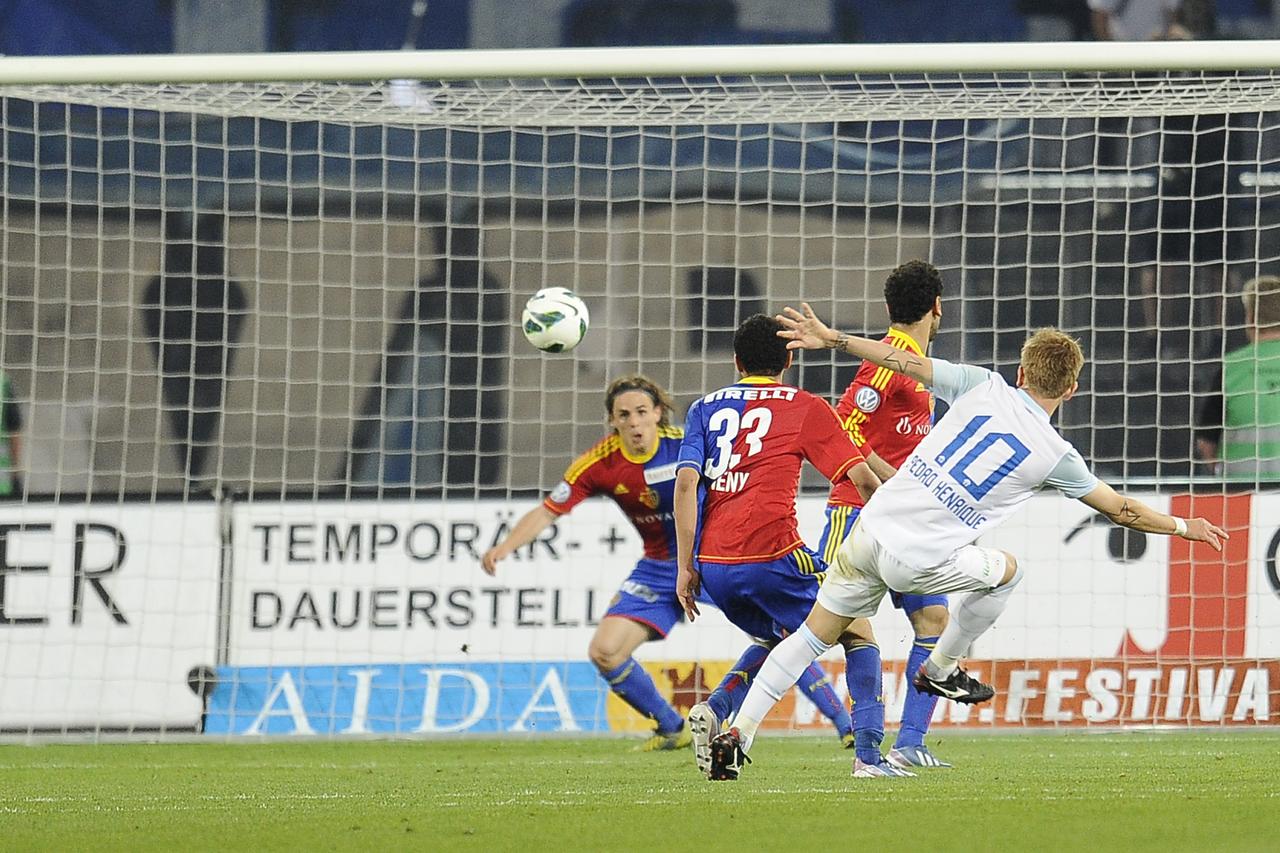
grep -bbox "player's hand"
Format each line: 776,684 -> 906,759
676,563 -> 702,622
849,460 -> 882,504
776,303 -> 837,351
1182,517 -> 1229,552
480,546 -> 508,575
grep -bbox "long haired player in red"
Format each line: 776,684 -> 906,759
674,315 -> 882,778
483,375 -> 852,750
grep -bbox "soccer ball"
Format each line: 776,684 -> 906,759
521,287 -> 590,353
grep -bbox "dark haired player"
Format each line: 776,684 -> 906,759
818,260 -> 953,776
675,316 -> 882,778
483,375 -> 852,750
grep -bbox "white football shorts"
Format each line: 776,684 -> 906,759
816,519 -> 1008,619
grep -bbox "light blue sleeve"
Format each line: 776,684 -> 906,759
1042,447 -> 1099,499
928,358 -> 994,404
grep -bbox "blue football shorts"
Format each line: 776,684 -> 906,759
605,557 -> 714,637
697,546 -> 825,642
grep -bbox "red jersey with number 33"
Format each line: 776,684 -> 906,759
677,376 -> 865,563
828,328 -> 934,508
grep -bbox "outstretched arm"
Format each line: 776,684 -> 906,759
776,303 -> 934,386
481,505 -> 557,575
674,466 -> 703,621
1078,482 -> 1228,551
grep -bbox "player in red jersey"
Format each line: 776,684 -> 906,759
483,375 -> 853,750
814,260 -> 953,776
674,314 -> 882,778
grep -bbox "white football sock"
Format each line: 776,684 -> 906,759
925,565 -> 1024,680
733,624 -> 832,753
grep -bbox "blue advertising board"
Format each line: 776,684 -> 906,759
205,662 -> 609,735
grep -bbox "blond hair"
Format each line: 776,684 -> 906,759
1020,328 -> 1084,399
604,374 -> 675,430
1242,276 -> 1280,330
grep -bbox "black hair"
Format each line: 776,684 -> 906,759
884,259 -> 943,325
733,314 -> 789,376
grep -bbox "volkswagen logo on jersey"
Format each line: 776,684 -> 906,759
549,481 -> 572,504
854,386 -> 881,413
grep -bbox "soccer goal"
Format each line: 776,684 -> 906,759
0,40 -> 1276,738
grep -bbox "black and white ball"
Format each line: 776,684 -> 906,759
521,287 -> 590,353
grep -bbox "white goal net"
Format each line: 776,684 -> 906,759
0,43 -> 1276,737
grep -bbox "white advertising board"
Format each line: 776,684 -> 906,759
1248,493 -> 1280,657
227,499 -> 749,666
230,491 -> 1280,665
7,492 -> 1273,733
216,491 -> 1280,733
0,503 -> 220,728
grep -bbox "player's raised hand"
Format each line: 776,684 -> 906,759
776,303 -> 836,350
676,563 -> 702,622
1182,517 -> 1230,552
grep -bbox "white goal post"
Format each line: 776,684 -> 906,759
0,41 -> 1276,738
1,39 -> 1279,81
2,41 -> 1280,125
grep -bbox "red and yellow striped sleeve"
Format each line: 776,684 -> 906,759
543,435 -> 619,515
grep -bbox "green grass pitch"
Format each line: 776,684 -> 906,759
1,732 -> 1275,852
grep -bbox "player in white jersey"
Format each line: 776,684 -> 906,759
701,303 -> 1228,779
